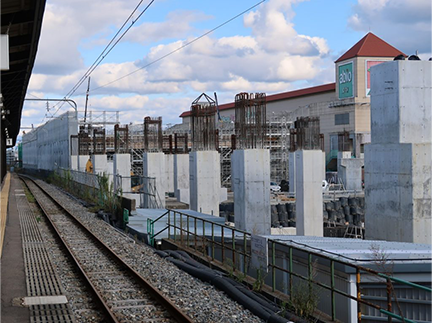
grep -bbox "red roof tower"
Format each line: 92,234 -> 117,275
335,32 -> 406,63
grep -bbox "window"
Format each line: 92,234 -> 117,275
335,113 -> 349,125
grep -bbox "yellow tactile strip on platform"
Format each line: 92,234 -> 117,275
0,172 -> 11,258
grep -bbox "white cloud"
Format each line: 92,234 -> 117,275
25,0 -> 336,131
348,0 -> 431,54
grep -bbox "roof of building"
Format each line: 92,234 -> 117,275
335,32 -> 406,63
179,83 -> 335,118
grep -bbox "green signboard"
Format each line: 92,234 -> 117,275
338,62 -> 354,99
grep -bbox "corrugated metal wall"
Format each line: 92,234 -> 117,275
22,111 -> 78,171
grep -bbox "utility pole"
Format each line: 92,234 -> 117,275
84,77 -> 91,123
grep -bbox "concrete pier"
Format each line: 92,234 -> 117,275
295,150 -> 324,237
337,152 -> 364,191
365,60 -> 431,244
174,154 -> 189,203
189,151 -> 220,216
77,155 -> 89,172
288,152 -> 296,194
232,149 -> 271,235
91,154 -> 108,175
165,154 -> 174,194
70,155 -> 78,170
113,154 -> 131,194
143,152 -> 166,208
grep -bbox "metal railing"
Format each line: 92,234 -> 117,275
147,209 -> 431,323
115,174 -> 163,208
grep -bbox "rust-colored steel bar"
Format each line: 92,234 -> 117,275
190,93 -> 218,151
234,92 -> 267,149
114,124 -> 129,153
144,116 -> 163,152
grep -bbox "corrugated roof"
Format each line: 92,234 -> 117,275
335,32 -> 406,63
179,83 -> 335,118
266,235 -> 432,264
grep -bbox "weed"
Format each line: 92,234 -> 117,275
24,188 -> 35,203
289,260 -> 320,321
252,267 -> 267,292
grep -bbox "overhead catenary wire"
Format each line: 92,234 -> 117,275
89,0 -> 266,93
65,0 -> 155,98
48,0 -> 266,120
46,0 -> 155,121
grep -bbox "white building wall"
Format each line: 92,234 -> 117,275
22,111 -> 78,171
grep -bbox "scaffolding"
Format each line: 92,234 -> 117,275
267,114 -> 293,183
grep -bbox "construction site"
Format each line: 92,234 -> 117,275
2,8 -> 431,321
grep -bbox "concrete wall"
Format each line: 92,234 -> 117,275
295,150 -> 324,236
78,155 -> 89,172
365,61 -> 431,244
174,154 -> 189,202
165,154 -> 174,193
143,152 -> 166,208
113,154 -> 131,193
337,151 -> 364,191
189,151 -> 220,216
22,111 -> 78,170
288,152 -> 296,193
232,149 -> 271,235
91,154 -> 108,175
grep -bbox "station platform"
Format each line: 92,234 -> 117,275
1,172 -> 30,322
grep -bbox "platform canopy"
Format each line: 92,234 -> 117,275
1,0 -> 46,145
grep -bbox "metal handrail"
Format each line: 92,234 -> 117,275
147,209 -> 431,322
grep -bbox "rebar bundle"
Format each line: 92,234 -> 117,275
289,117 -> 323,151
144,117 -> 162,152
93,128 -> 106,154
190,93 -> 218,151
78,125 -> 92,155
174,133 -> 188,154
234,92 -> 267,149
114,124 -> 129,153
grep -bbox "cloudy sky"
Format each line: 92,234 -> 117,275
21,0 -> 431,136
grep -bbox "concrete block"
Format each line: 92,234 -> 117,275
91,155 -> 108,175
232,149 -> 271,235
189,151 -> 220,216
220,187 -> 228,203
365,143 -> 431,243
174,154 -> 189,200
338,152 -> 364,191
370,61 -> 432,145
78,155 -> 89,172
288,152 -> 296,193
143,152 -> 166,208
165,154 -> 174,193
295,150 -> 324,237
177,188 -> 190,204
114,154 -> 131,194
70,155 -> 78,170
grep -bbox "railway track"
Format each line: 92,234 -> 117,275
21,176 -> 193,323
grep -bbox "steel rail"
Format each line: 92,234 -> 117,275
21,175 -> 193,323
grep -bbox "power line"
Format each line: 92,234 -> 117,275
89,0 -> 266,93
66,0 -> 155,98
46,0 -> 155,121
